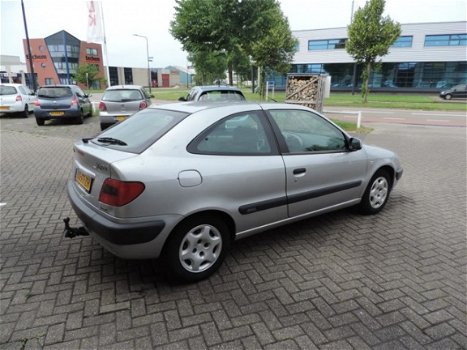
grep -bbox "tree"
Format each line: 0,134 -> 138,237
73,64 -> 103,89
188,50 -> 227,85
251,5 -> 296,97
170,0 -> 295,87
346,0 -> 400,102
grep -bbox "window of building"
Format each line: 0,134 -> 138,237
124,68 -> 133,84
86,48 -> 98,56
109,67 -> 118,86
392,36 -> 413,48
45,78 -> 54,85
425,34 -> 467,46
308,39 -> 346,50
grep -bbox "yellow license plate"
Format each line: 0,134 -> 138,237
0,106 -> 9,110
75,169 -> 93,193
116,116 -> 127,122
50,111 -> 64,116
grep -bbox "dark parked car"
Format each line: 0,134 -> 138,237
99,85 -> 152,130
34,85 -> 92,125
179,85 -> 246,102
439,84 -> 467,100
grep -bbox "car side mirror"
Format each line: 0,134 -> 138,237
178,96 -> 187,101
348,137 -> 362,151
150,94 -> 155,98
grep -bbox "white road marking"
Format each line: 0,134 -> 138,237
0,203 -> 6,207
427,119 -> 450,123
412,112 -> 467,117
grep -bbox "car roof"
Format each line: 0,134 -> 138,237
39,84 -> 77,88
192,85 -> 243,92
0,83 -> 25,87
105,85 -> 143,90
149,101 -> 314,114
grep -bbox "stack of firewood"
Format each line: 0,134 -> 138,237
285,74 -> 324,111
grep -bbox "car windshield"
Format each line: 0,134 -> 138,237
0,86 -> 17,95
93,108 -> 188,153
37,87 -> 73,98
102,89 -> 143,102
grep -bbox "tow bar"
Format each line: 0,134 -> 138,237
63,217 -> 89,238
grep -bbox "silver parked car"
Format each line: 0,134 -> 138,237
178,85 -> 246,102
66,102 -> 403,281
0,83 -> 37,117
98,85 -> 152,130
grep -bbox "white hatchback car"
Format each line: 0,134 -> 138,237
0,83 -> 37,117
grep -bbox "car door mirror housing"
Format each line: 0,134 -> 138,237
349,137 -> 362,151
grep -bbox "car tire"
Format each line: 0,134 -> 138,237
444,94 -> 452,100
164,215 -> 230,282
359,169 -> 392,215
35,117 -> 45,126
22,105 -> 29,118
76,110 -> 84,124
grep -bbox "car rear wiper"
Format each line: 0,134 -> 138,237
97,137 -> 127,146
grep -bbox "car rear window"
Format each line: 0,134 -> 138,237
0,86 -> 18,95
93,108 -> 188,153
37,87 -> 73,98
198,90 -> 245,102
102,89 -> 143,102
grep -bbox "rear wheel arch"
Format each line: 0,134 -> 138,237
162,210 -> 236,281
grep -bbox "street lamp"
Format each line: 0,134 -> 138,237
133,33 -> 151,94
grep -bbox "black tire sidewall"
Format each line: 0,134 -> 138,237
164,215 -> 230,282
359,170 -> 391,215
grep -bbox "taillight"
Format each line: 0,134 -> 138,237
99,178 -> 145,207
99,101 -> 107,111
139,101 -> 148,110
34,100 -> 41,107
71,97 -> 78,106
16,95 -> 22,102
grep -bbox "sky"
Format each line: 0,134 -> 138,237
1,0 -> 466,68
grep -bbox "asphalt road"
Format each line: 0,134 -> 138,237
0,111 -> 466,349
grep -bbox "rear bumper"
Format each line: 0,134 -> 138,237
67,180 -> 165,245
34,109 -> 81,120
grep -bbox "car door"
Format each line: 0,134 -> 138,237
267,108 -> 368,218
188,110 -> 288,233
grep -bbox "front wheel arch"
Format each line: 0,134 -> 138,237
359,166 -> 394,215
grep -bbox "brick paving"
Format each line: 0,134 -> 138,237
1,114 -> 466,349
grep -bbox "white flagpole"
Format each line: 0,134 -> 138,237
99,1 -> 110,87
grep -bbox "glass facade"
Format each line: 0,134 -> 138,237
308,39 -> 347,50
45,31 -> 81,84
425,34 -> 467,46
280,61 -> 467,91
392,36 -> 413,48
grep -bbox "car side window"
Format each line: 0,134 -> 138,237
269,109 -> 347,153
190,111 -> 272,155
18,86 -> 26,94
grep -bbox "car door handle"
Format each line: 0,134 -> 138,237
293,168 -> 306,175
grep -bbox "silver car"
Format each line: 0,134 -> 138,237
67,102 -> 403,281
98,85 -> 152,130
